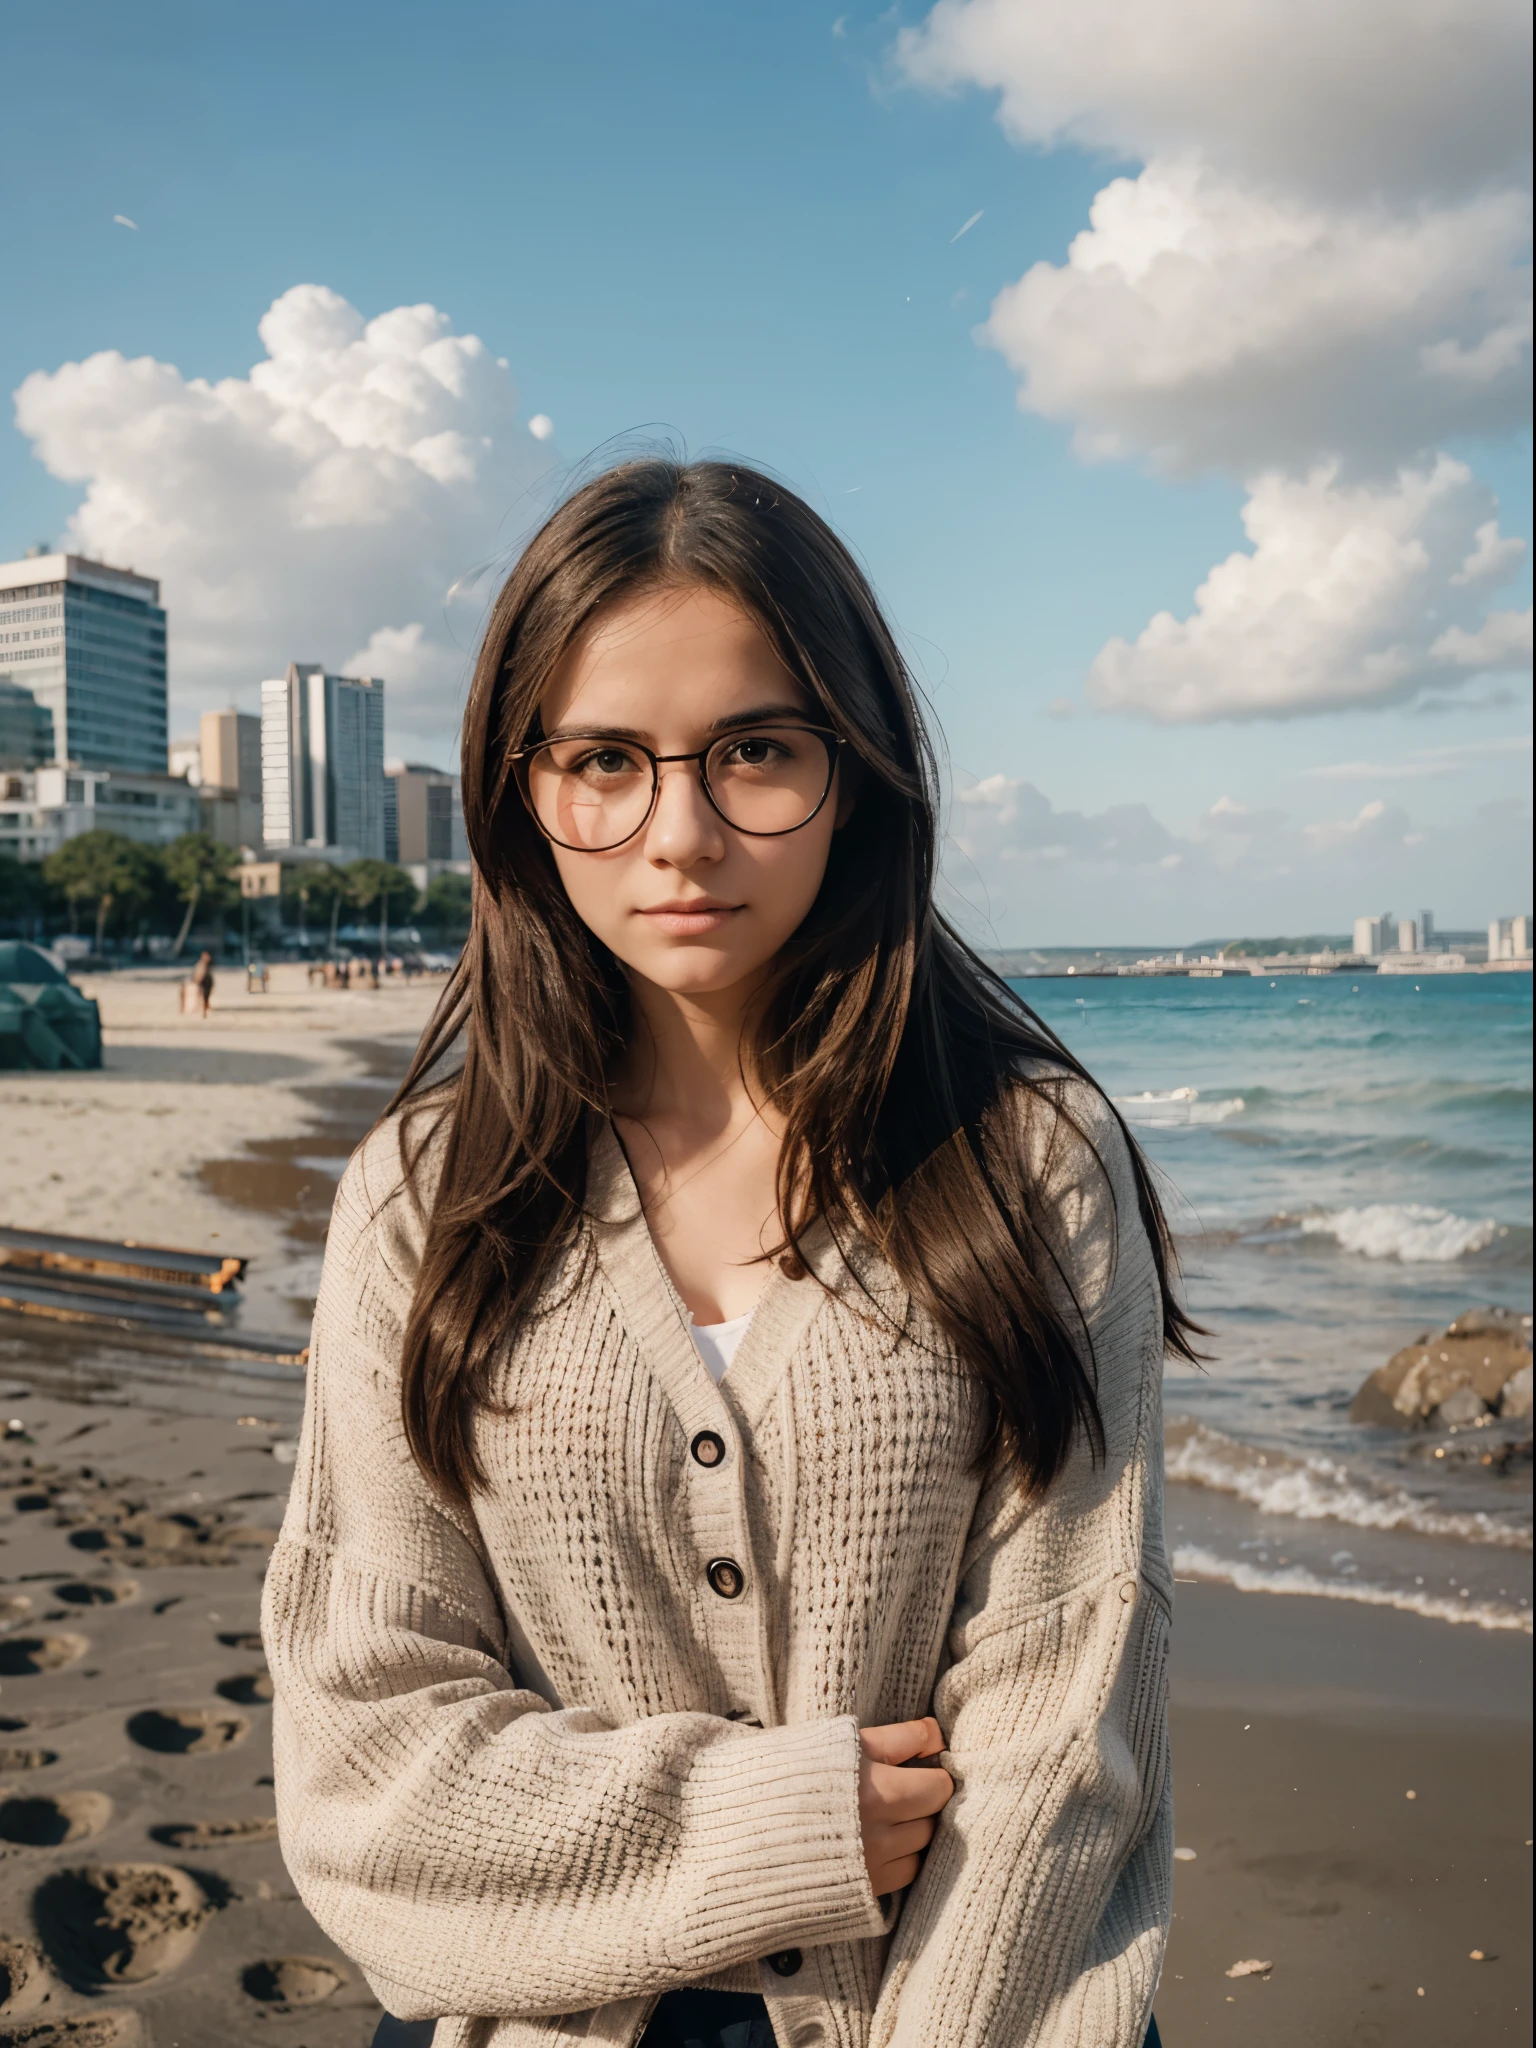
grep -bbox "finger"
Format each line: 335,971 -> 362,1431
864,1760 -> 954,1821
859,1717 -> 944,1767
869,1815 -> 937,1861
869,1853 -> 922,1896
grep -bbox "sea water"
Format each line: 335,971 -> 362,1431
1013,970 -> 1534,1633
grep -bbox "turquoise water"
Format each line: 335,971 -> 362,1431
1012,971 -> 1533,1630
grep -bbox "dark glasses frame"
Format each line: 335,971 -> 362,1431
510,724 -> 847,852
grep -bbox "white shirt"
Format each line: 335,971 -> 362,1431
688,1311 -> 754,1384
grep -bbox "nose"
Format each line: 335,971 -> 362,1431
642,757 -> 725,868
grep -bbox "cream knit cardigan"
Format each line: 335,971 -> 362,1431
264,1073 -> 1173,2048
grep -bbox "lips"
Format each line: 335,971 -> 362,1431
637,899 -> 743,934
640,899 -> 739,916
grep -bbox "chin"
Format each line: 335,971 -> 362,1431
627,945 -> 768,997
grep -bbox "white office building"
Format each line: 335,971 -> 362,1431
261,662 -> 386,859
0,763 -> 200,861
0,551 -> 168,773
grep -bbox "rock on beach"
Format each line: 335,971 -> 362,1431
1350,1307 -> 1534,1428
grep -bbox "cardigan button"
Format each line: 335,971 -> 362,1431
706,1557 -> 746,1600
767,1947 -> 803,1977
690,1430 -> 726,1468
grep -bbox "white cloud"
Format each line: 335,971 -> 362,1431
897,0 -> 1530,202
1086,460 -> 1530,722
981,160 -> 1531,472
12,284 -> 555,756
1305,734 -> 1533,780
899,0 -> 1532,721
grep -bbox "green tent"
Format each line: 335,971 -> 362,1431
0,944 -> 103,1070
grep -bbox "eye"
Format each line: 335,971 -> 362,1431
569,743 -> 645,779
720,733 -> 792,769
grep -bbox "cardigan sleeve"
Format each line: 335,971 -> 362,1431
869,1076 -> 1174,2048
262,1119 -> 887,2023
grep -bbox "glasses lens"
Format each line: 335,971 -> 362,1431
705,726 -> 833,834
523,739 -> 654,849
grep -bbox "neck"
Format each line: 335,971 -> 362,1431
612,972 -> 769,1135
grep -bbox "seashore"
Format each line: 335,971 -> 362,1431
0,968 -> 1529,2046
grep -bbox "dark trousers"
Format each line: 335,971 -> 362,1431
375,1995 -> 1165,2046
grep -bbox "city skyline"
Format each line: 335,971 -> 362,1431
1,0 -> 1530,940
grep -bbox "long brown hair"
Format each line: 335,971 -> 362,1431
390,457 -> 1199,1506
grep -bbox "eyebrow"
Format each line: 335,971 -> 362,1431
542,702 -> 817,743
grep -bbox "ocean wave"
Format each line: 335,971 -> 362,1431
1114,1087 -> 1246,1127
1298,1202 -> 1504,1262
1172,1543 -> 1532,1633
1165,1420 -> 1532,1550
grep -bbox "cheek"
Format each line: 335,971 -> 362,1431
547,845 -> 632,937
742,820 -> 836,924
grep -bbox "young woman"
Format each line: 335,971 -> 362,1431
265,459 -> 1191,2048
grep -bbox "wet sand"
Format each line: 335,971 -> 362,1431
1,968 -> 1530,2044
1161,1585 -> 1532,2046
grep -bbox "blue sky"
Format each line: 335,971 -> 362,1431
3,0 -> 1530,942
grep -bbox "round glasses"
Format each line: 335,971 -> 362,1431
512,723 -> 845,852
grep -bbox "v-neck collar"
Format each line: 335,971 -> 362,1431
585,1115 -> 849,1432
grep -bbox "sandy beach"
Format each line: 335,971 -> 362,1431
0,966 -> 1529,2046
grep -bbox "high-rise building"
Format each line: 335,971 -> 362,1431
0,551 -> 168,774
197,709 -> 263,847
1489,916 -> 1533,962
1418,909 -> 1435,949
1396,917 -> 1421,953
0,678 -> 53,767
383,760 -> 468,871
261,662 -> 385,858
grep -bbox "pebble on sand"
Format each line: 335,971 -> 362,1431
1173,1847 -> 1197,1861
1225,1959 -> 1273,1979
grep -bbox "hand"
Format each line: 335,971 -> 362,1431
858,1716 -> 954,1897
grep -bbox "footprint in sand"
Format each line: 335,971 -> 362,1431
0,1634 -> 90,1677
125,1708 -> 249,1756
33,1862 -> 211,1988
0,1791 -> 113,1847
0,1745 -> 59,1771
51,1581 -> 141,1609
215,1630 -> 263,1652
215,1672 -> 274,1706
0,2014 -> 144,2045
150,1815 -> 278,1849
0,1933 -> 48,2018
241,1955 -> 344,2008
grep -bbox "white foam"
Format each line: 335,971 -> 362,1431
1299,1203 -> 1502,1262
1165,1420 -> 1532,1550
1115,1087 -> 1245,1127
1173,1543 -> 1532,1633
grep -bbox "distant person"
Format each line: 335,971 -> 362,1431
190,950 -> 214,1020
265,461 -> 1185,2048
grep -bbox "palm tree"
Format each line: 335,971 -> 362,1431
281,861 -> 348,950
344,859 -> 417,955
44,832 -> 157,956
161,833 -> 238,957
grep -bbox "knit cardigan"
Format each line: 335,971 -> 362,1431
263,1072 -> 1173,2048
